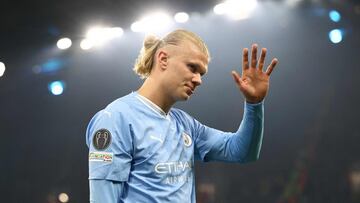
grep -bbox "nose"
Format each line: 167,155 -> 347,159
192,73 -> 202,87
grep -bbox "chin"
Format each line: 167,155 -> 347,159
173,89 -> 192,102
178,95 -> 190,101
175,93 -> 191,102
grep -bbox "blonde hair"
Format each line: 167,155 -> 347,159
133,29 -> 210,79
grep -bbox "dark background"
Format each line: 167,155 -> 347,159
1,0 -> 360,202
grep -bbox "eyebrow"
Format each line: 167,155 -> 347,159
188,62 -> 207,76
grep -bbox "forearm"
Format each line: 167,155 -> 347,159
89,179 -> 124,203
232,101 -> 264,162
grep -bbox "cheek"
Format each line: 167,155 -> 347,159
170,65 -> 186,78
177,65 -> 192,77
167,62 -> 191,83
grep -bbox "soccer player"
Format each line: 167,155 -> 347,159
86,29 -> 278,202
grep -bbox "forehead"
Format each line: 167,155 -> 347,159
175,41 -> 209,68
168,41 -> 205,70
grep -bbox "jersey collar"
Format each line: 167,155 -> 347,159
135,92 -> 169,118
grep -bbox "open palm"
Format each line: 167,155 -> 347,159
232,44 -> 278,103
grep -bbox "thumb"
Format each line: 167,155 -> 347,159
231,71 -> 242,86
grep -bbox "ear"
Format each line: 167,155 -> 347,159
157,49 -> 168,70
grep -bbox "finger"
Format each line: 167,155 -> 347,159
242,48 -> 249,71
231,71 -> 242,86
258,48 -> 267,71
265,58 -> 278,76
251,44 -> 258,68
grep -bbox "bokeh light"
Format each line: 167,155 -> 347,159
58,193 -> 69,203
48,81 -> 65,95
0,61 -> 5,77
56,38 -> 72,50
329,29 -> 343,43
329,10 -> 341,22
174,12 -> 189,23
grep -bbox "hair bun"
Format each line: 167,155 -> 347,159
143,35 -> 160,50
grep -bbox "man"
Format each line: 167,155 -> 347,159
86,29 -> 278,202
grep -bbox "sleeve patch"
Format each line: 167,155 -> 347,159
89,152 -> 113,162
92,129 -> 112,150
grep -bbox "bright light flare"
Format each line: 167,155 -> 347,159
329,29 -> 343,44
214,3 -> 227,15
57,38 -> 72,50
109,27 -> 124,37
174,12 -> 189,23
0,62 -> 5,77
131,12 -> 172,33
214,0 -> 258,20
84,26 -> 124,47
48,81 -> 65,96
131,21 -> 143,33
80,39 -> 94,50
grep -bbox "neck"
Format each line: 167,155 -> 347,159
137,76 -> 175,114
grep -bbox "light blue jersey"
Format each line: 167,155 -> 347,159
86,91 -> 264,203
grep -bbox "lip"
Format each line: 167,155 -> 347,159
185,85 -> 194,95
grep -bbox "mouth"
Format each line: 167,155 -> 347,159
184,85 -> 194,95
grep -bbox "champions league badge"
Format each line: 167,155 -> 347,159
92,129 -> 112,150
182,132 -> 192,147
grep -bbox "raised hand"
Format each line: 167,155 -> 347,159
231,44 -> 278,103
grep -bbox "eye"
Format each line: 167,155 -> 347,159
187,63 -> 196,73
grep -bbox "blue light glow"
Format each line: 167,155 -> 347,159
41,59 -> 63,73
329,10 -> 341,22
48,81 -> 65,95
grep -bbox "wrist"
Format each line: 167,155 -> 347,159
245,99 -> 263,104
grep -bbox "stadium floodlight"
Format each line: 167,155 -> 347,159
131,12 -> 172,33
109,27 -> 124,38
329,29 -> 343,44
214,0 -> 258,20
0,61 -> 5,77
48,81 -> 65,96
85,26 -> 124,46
131,21 -> 143,32
86,27 -> 109,46
80,39 -> 94,50
174,12 -> 189,23
57,38 -> 72,50
214,3 -> 227,15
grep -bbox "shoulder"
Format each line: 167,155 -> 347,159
170,108 -> 191,119
87,93 -> 137,129
105,92 -> 135,115
170,108 -> 206,133
92,92 -> 141,122
86,93 -> 136,146
170,108 -> 196,126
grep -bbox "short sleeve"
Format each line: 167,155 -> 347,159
86,109 -> 133,182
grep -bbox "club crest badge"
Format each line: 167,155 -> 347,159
182,132 -> 192,147
92,129 -> 112,150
